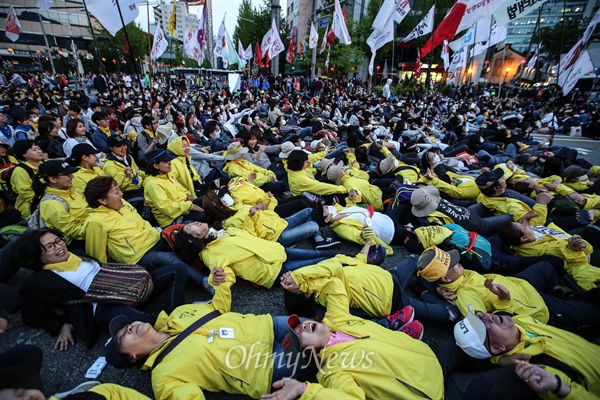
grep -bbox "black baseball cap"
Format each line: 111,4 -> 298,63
38,160 -> 79,177
104,314 -> 135,369
71,143 -> 99,159
146,149 -> 175,164
107,135 -> 128,148
475,169 -> 504,190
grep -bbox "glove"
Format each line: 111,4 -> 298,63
361,227 -> 373,240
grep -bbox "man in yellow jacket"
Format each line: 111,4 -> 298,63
454,305 -> 600,399
105,267 -> 315,400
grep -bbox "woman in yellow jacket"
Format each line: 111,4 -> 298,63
69,143 -> 106,192
143,149 -> 205,228
30,160 -> 88,245
10,139 -> 44,218
285,149 -> 348,199
167,136 -> 204,199
202,190 -> 339,249
222,142 -> 287,194
173,222 -> 338,289
325,161 -> 384,211
102,135 -> 145,209
82,176 -> 209,290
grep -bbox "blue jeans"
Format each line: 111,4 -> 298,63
324,142 -> 349,159
280,248 -> 338,275
516,261 -> 600,329
377,256 -> 459,326
278,208 -> 319,247
139,242 -> 207,287
505,188 -> 536,208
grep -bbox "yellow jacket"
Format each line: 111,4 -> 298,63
145,269 -> 279,400
227,176 -> 278,209
440,270 -> 549,323
72,166 -> 106,193
564,179 -> 591,193
167,137 -> 201,199
287,168 -> 348,196
144,174 -> 193,228
88,384 -> 151,400
511,223 -> 600,291
224,158 -> 276,188
583,194 -> 600,223
345,152 -> 370,181
491,315 -> 600,400
40,186 -> 88,241
102,156 -> 144,192
477,193 -> 547,224
201,228 -> 287,288
292,254 -> 395,318
11,161 -> 40,218
339,174 -> 384,211
423,174 -> 480,200
282,150 -> 326,176
330,205 -> 394,256
380,147 -> 423,184
82,201 -> 160,264
295,276 -> 444,400
223,205 -> 288,242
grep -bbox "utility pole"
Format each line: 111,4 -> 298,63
310,0 -> 319,80
271,0 -> 281,76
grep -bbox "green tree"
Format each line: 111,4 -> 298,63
96,23 -> 150,73
539,18 -> 598,63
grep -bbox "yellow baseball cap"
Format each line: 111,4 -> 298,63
416,246 -> 460,282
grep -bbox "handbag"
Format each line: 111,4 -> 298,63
81,263 -> 154,306
153,310 -> 221,368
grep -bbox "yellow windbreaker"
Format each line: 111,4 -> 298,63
224,158 -> 276,188
223,205 -> 288,241
82,201 -> 160,264
564,179 -> 592,193
490,315 -> 600,399
102,156 -> 144,192
292,253 -> 395,318
345,152 -> 370,181
440,270 -> 549,323
227,176 -> 278,209
72,166 -> 106,193
167,137 -> 201,199
287,168 -> 348,196
294,276 -> 444,400
510,223 -> 600,291
477,193 -> 548,224
380,147 -> 423,184
11,161 -> 40,218
40,186 -> 88,241
200,228 -> 287,288
423,174 -> 480,200
144,174 -> 193,228
339,174 -> 384,211
330,204 -> 394,255
145,269 -> 280,400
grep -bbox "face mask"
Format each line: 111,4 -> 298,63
214,131 -> 221,139
578,175 -> 588,181
125,103 -> 131,108
393,159 -> 400,168
300,140 -> 305,148
432,155 -> 441,165
222,193 -> 234,207
479,137 -> 484,143
207,227 -> 226,240
327,205 -> 337,217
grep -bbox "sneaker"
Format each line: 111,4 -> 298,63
54,381 -> 101,399
367,244 -> 386,265
202,276 -> 215,296
400,320 -> 424,340
315,237 -> 341,249
386,306 -> 415,331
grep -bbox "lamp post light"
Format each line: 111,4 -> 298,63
499,67 -> 510,98
483,60 -> 490,85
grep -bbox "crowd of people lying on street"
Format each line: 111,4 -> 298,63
0,74 -> 599,399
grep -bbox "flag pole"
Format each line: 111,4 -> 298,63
147,0 -> 153,94
37,11 -> 56,74
114,0 -> 143,88
81,0 -> 104,75
427,2 -> 436,95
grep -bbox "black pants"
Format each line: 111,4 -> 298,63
274,196 -> 326,227
0,345 -> 43,373
0,238 -> 21,313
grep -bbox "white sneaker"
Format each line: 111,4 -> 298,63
53,381 -> 101,399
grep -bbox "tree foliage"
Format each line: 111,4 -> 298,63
539,18 -> 595,63
96,23 -> 150,73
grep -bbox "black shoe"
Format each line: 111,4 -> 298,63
315,237 -> 341,249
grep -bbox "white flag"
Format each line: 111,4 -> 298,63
441,40 -> 450,71
183,24 -> 203,64
4,5 -> 21,42
309,22 -> 319,49
367,17 -> 394,75
238,39 -> 246,60
214,16 -> 228,59
448,49 -> 467,73
488,23 -> 507,47
244,44 -> 253,60
527,48 -> 539,69
261,19 -> 285,59
402,5 -> 435,43
150,25 -> 168,60
559,39 -> 583,73
372,0 -> 410,34
36,0 -> 53,10
86,0 -> 139,36
559,50 -> 594,96
461,25 -> 476,46
332,0 -> 351,45
319,24 -> 329,54
456,0 -> 503,34
493,0 -> 549,27
583,9 -> 600,45
471,41 -> 490,57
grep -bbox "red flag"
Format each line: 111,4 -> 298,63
265,52 -> 271,68
123,37 -> 130,54
286,32 -> 295,63
414,49 -> 421,75
420,2 -> 466,58
326,24 -> 336,45
255,39 -> 263,67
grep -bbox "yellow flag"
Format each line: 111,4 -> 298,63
168,0 -> 177,36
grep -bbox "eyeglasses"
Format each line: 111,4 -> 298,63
41,237 -> 65,252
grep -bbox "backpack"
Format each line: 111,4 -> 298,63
1,163 -> 34,204
28,193 -> 70,231
388,183 -> 420,211
443,224 -> 492,272
0,224 -> 27,247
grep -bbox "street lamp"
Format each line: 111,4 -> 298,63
504,67 -> 510,83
